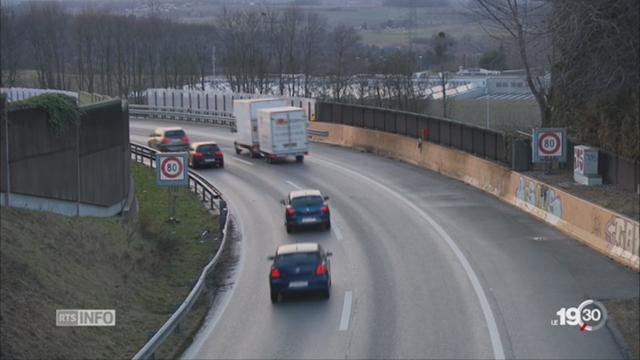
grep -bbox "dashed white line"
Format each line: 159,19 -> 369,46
332,224 -> 343,241
309,155 -> 506,359
285,180 -> 301,189
231,157 -> 253,166
339,291 -> 353,331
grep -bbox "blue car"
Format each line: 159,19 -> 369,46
268,242 -> 332,303
281,189 -> 331,233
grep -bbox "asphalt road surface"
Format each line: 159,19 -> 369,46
130,119 -> 639,359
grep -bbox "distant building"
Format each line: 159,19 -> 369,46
413,67 -> 549,101
456,67 -> 501,76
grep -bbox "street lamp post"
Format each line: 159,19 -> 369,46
485,76 -> 490,129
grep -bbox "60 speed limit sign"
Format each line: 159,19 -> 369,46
156,152 -> 188,187
532,128 -> 567,163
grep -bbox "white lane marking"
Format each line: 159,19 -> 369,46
309,156 -> 506,359
332,224 -> 343,241
285,180 -> 301,189
339,291 -> 353,331
230,157 -> 253,166
182,211 -> 246,359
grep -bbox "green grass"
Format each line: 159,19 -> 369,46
316,5 -> 409,26
424,99 -> 542,132
0,163 -> 219,359
359,23 -> 487,47
132,162 -> 218,284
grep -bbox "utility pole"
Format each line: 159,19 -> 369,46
2,96 -> 10,208
211,46 -> 216,79
407,0 -> 417,50
485,76 -> 490,129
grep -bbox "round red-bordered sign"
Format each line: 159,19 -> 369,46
538,132 -> 561,155
160,156 -> 184,179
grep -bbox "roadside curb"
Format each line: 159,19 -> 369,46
606,314 -> 634,360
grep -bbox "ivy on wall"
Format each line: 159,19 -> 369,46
8,94 -> 81,135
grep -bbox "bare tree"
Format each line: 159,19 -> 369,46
282,6 -> 302,96
469,0 -> 552,124
550,0 -> 639,158
431,32 -> 455,117
328,25 -> 361,102
300,12 -> 327,97
0,3 -> 22,87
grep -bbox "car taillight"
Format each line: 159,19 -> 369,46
286,208 -> 296,217
321,206 -> 329,214
194,152 -> 204,159
214,151 -> 224,158
270,268 -> 281,279
181,135 -> 190,143
315,264 -> 327,276
160,138 -> 171,144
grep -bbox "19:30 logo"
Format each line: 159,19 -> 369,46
551,299 -> 608,333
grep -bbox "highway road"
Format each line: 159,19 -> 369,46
130,119 -> 639,359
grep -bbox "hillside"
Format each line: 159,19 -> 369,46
0,164 -> 220,359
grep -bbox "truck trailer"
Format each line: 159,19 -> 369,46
233,98 -> 288,157
257,106 -> 308,163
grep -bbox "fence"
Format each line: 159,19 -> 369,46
129,104 -> 235,129
129,142 -> 230,360
599,150 -> 640,193
1,97 -> 130,216
133,88 -> 316,122
1,87 -> 78,102
317,102 -> 510,165
318,102 -> 640,192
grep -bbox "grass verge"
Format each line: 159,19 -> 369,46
0,162 -> 219,359
606,298 -> 640,359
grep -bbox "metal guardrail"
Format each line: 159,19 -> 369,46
129,142 -> 230,360
130,104 -> 236,129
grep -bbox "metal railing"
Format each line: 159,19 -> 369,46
130,104 -> 235,128
129,142 -> 230,360
317,102 -> 510,165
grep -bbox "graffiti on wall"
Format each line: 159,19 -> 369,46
515,176 -> 563,223
605,216 -> 640,265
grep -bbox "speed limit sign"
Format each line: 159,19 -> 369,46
533,128 -> 567,162
156,152 -> 188,187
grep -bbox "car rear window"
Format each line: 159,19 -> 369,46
197,144 -> 220,153
291,196 -> 323,207
165,130 -> 186,138
275,252 -> 320,267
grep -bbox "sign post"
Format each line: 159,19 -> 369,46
156,152 -> 189,222
532,128 -> 567,174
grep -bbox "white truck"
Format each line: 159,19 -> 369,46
257,106 -> 308,163
233,98 -> 288,157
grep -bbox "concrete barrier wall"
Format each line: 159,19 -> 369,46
309,122 -> 639,271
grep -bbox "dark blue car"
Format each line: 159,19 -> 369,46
268,242 -> 332,303
281,189 -> 330,233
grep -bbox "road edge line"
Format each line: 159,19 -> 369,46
310,156 -> 506,359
